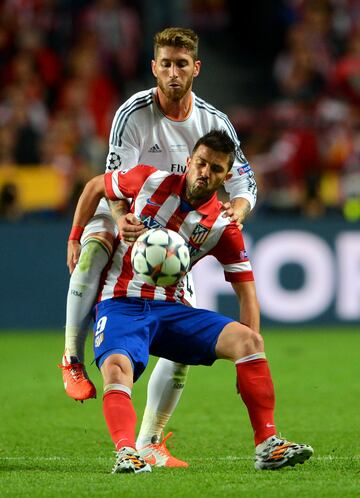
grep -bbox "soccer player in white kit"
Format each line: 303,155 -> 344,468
61,27 -> 257,467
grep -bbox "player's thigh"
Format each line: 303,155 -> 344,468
93,299 -> 157,381
82,211 -> 117,254
151,302 -> 233,366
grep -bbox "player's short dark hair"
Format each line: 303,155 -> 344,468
192,130 -> 236,171
154,27 -> 199,60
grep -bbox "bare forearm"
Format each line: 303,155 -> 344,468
231,281 -> 260,333
72,175 -> 105,228
231,197 -> 251,224
238,295 -> 260,333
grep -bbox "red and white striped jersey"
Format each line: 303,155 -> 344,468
98,165 -> 254,304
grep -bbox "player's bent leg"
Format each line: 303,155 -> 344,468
215,322 -> 313,470
61,231 -> 114,401
101,354 -> 151,474
136,358 -> 189,468
214,321 -> 264,362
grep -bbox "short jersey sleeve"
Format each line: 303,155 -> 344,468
208,223 -> 254,282
104,165 -> 158,201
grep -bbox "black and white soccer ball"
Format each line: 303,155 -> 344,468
131,228 -> 190,286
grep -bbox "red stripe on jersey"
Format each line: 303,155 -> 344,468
224,271 -> 254,282
209,223 -> 254,281
140,283 -> 155,300
112,248 -> 134,297
105,165 -> 158,200
104,172 -> 116,200
138,174 -> 178,221
165,206 -> 190,232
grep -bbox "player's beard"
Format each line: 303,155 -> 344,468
186,178 -> 210,201
157,75 -> 193,102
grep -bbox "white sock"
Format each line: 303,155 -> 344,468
136,358 -> 189,448
65,239 -> 110,363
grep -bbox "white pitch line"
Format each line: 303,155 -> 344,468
1,455 -> 359,461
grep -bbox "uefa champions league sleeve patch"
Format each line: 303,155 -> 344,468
107,152 -> 122,171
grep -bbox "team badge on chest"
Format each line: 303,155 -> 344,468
189,224 -> 210,245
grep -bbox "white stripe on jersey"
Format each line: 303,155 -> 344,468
177,210 -> 203,242
133,169 -> 170,214
126,277 -> 169,301
223,261 -> 252,274
111,174 -> 126,199
188,213 -> 229,265
100,243 -> 129,301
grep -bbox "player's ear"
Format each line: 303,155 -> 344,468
151,59 -> 157,77
193,60 -> 201,78
224,171 -> 233,183
185,156 -> 191,171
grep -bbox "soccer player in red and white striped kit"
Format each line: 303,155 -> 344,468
60,27 -> 257,467
67,129 -> 313,473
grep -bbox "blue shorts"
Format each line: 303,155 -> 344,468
93,297 -> 234,381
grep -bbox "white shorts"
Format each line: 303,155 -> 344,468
81,198 -> 118,243
183,272 -> 197,307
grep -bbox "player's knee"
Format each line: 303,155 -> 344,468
234,326 -> 264,357
216,323 -> 264,361
101,354 -> 133,386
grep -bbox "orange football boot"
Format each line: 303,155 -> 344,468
59,354 -> 96,401
138,432 -> 188,468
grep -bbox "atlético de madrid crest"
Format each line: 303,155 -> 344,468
189,224 -> 210,245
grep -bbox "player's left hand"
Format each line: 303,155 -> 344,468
67,240 -> 81,274
220,201 -> 243,230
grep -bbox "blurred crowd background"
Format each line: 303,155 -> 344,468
1,0 -> 360,223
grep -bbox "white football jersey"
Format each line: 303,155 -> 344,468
105,88 -> 257,206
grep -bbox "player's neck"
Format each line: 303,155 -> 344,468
182,186 -> 212,209
155,88 -> 193,121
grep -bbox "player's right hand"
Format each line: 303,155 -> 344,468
117,213 -> 147,246
118,213 -> 146,245
67,240 -> 81,274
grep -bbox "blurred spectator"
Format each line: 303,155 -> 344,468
0,125 -> 16,165
0,86 -> 45,164
0,0 -> 359,220
330,27 -> 360,105
81,0 -> 142,89
58,46 -> 118,140
0,182 -> 22,220
190,0 -> 230,34
273,23 -> 327,103
16,27 -> 62,108
247,102 -> 324,217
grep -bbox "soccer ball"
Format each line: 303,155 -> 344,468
131,228 -> 190,286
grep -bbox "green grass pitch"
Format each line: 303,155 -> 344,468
1,328 -> 359,497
